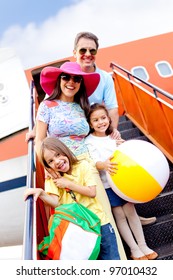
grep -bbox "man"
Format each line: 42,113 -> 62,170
73,31 -> 120,138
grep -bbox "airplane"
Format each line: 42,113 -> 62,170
0,31 -> 173,260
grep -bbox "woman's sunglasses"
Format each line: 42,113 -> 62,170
79,48 -> 97,55
61,73 -> 83,83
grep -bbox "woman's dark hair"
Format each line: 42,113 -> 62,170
46,75 -> 90,117
87,103 -> 113,135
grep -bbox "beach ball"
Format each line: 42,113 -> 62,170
106,139 -> 170,203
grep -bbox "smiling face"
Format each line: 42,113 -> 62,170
59,73 -> 82,102
44,148 -> 70,173
73,37 -> 97,73
89,108 -> 111,137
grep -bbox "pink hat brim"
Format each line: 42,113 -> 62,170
40,62 -> 100,97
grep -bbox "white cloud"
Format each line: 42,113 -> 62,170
0,0 -> 173,69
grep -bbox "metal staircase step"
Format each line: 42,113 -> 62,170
121,127 -> 143,140
135,135 -> 150,141
135,191 -> 173,217
119,115 -> 128,122
156,243 -> 173,260
118,120 -> 134,132
142,214 -> 173,248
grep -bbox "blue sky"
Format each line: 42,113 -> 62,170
0,0 -> 74,36
0,0 -> 173,69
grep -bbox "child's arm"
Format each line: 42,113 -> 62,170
53,177 -> 96,198
24,187 -> 59,208
85,137 -> 118,174
96,155 -> 118,175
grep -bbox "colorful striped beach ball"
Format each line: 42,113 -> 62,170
106,140 -> 170,203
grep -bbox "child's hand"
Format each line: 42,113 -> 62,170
24,188 -> 43,201
45,168 -> 61,179
104,156 -> 118,175
53,177 -> 71,189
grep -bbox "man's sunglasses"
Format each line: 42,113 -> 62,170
79,48 -> 97,55
61,73 -> 83,83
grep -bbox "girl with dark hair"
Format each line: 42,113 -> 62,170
85,103 -> 158,260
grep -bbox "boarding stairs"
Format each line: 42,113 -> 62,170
118,115 -> 173,260
112,61 -> 173,260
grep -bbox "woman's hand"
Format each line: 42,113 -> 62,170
25,130 -> 36,142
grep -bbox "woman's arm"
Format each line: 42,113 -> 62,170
35,120 -> 48,155
25,125 -> 36,142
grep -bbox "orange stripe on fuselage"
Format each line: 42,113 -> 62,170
0,130 -> 28,161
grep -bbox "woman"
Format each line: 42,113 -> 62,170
35,61 -> 127,259
35,61 -> 99,156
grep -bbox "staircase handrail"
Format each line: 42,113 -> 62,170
110,62 -> 173,101
23,80 -> 35,260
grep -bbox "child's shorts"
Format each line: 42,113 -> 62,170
106,188 -> 127,207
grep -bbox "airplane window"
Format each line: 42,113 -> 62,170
131,66 -> 149,82
0,94 -> 8,104
155,61 -> 173,77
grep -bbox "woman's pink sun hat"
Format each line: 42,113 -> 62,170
40,61 -> 100,97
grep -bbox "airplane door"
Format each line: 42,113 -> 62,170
0,48 -> 30,139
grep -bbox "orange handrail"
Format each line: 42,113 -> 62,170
110,62 -> 173,163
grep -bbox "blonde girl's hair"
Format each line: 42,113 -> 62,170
39,137 -> 78,174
